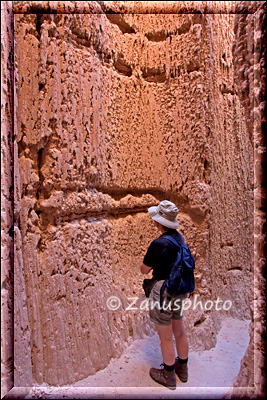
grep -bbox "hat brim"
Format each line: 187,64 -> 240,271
148,206 -> 180,229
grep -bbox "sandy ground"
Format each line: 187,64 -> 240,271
4,318 -> 250,399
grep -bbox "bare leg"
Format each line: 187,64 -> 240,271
172,319 -> 189,359
155,324 -> 176,365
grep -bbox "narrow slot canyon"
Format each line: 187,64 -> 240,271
1,1 -> 266,399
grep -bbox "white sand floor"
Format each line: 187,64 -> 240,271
4,318 -> 250,399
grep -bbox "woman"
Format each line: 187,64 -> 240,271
140,200 -> 189,390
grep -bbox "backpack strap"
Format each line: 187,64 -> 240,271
159,235 -> 179,313
163,234 -> 185,247
159,280 -> 167,312
159,235 -> 182,312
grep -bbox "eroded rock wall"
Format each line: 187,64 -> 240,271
231,2 -> 266,398
5,0 -> 254,388
208,12 -> 254,320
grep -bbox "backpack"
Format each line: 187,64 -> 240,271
159,236 -> 195,311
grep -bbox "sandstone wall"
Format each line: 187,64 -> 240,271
231,2 -> 266,399
1,0 -> 254,391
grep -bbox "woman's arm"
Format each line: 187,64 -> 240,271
140,263 -> 152,275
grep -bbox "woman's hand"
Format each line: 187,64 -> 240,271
140,263 -> 152,275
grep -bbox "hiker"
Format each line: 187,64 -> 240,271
140,200 -> 189,390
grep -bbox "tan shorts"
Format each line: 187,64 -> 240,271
149,280 -> 187,326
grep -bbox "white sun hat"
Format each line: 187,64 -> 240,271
148,200 -> 180,229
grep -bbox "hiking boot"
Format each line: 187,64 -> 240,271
175,357 -> 188,382
149,365 -> 176,390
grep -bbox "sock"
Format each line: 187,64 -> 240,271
164,362 -> 175,371
177,357 -> 188,364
